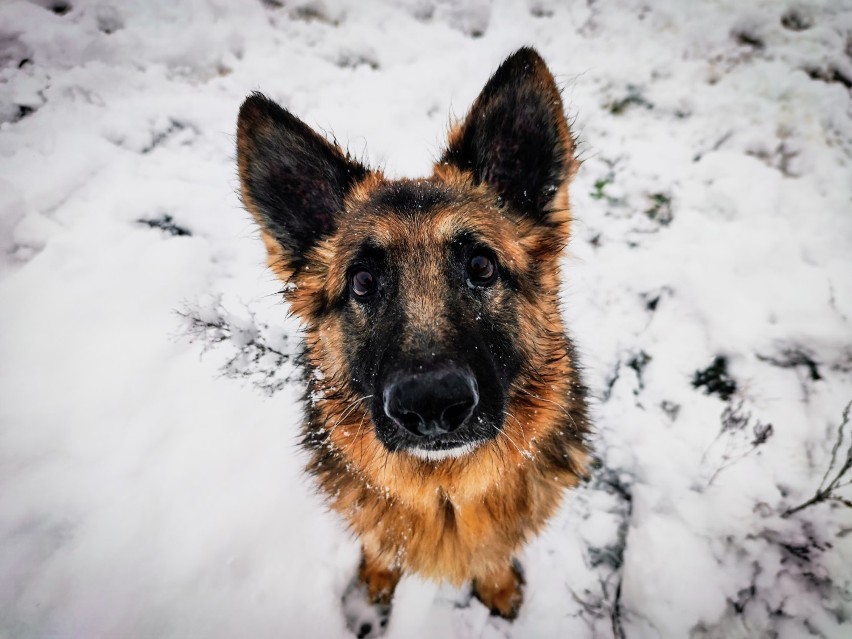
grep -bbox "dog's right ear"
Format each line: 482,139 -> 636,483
237,93 -> 369,271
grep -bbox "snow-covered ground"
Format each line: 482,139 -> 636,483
2,0 -> 851,637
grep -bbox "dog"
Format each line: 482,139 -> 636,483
236,47 -> 590,632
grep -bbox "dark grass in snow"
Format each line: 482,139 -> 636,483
137,213 -> 192,237
692,356 -> 738,402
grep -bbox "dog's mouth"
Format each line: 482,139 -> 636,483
407,439 -> 483,462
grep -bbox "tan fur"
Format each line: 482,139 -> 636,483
359,548 -> 402,606
472,561 -> 525,620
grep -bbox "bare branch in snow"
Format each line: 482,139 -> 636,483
784,400 -> 852,517
177,297 -> 297,396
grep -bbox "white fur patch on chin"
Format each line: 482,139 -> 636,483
408,442 -> 480,462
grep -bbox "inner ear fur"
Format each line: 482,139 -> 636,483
236,93 -> 371,272
439,47 -> 576,225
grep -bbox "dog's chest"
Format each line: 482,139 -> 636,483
351,473 -> 559,582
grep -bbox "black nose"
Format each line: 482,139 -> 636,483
383,367 -> 479,437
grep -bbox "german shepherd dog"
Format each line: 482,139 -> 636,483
236,47 -> 590,631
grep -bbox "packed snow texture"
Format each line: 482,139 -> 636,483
1,0 -> 851,637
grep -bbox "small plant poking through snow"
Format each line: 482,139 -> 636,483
137,214 -> 191,237
607,85 -> 652,115
177,297 -> 296,396
644,192 -> 673,226
702,401 -> 774,486
626,351 -> 651,394
569,459 -> 636,639
692,355 -> 738,401
590,175 -> 614,201
784,400 -> 852,516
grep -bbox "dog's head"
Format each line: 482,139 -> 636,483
237,48 -> 585,482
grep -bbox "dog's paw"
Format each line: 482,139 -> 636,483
342,578 -> 391,639
471,559 -> 525,621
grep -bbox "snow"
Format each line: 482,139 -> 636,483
1,0 -> 851,637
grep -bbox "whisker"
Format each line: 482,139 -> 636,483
511,382 -> 579,432
381,446 -> 392,478
504,410 -> 528,446
327,394 -> 373,436
355,411 -> 369,464
362,437 -> 385,475
500,427 -> 525,457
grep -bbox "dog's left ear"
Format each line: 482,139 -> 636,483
440,47 -> 575,223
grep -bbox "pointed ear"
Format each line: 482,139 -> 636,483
440,48 -> 575,222
237,93 -> 369,268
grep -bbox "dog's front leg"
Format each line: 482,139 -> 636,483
342,547 -> 401,638
358,547 -> 401,607
471,559 -> 525,620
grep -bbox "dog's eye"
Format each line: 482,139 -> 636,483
351,268 -> 377,297
467,252 -> 497,286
